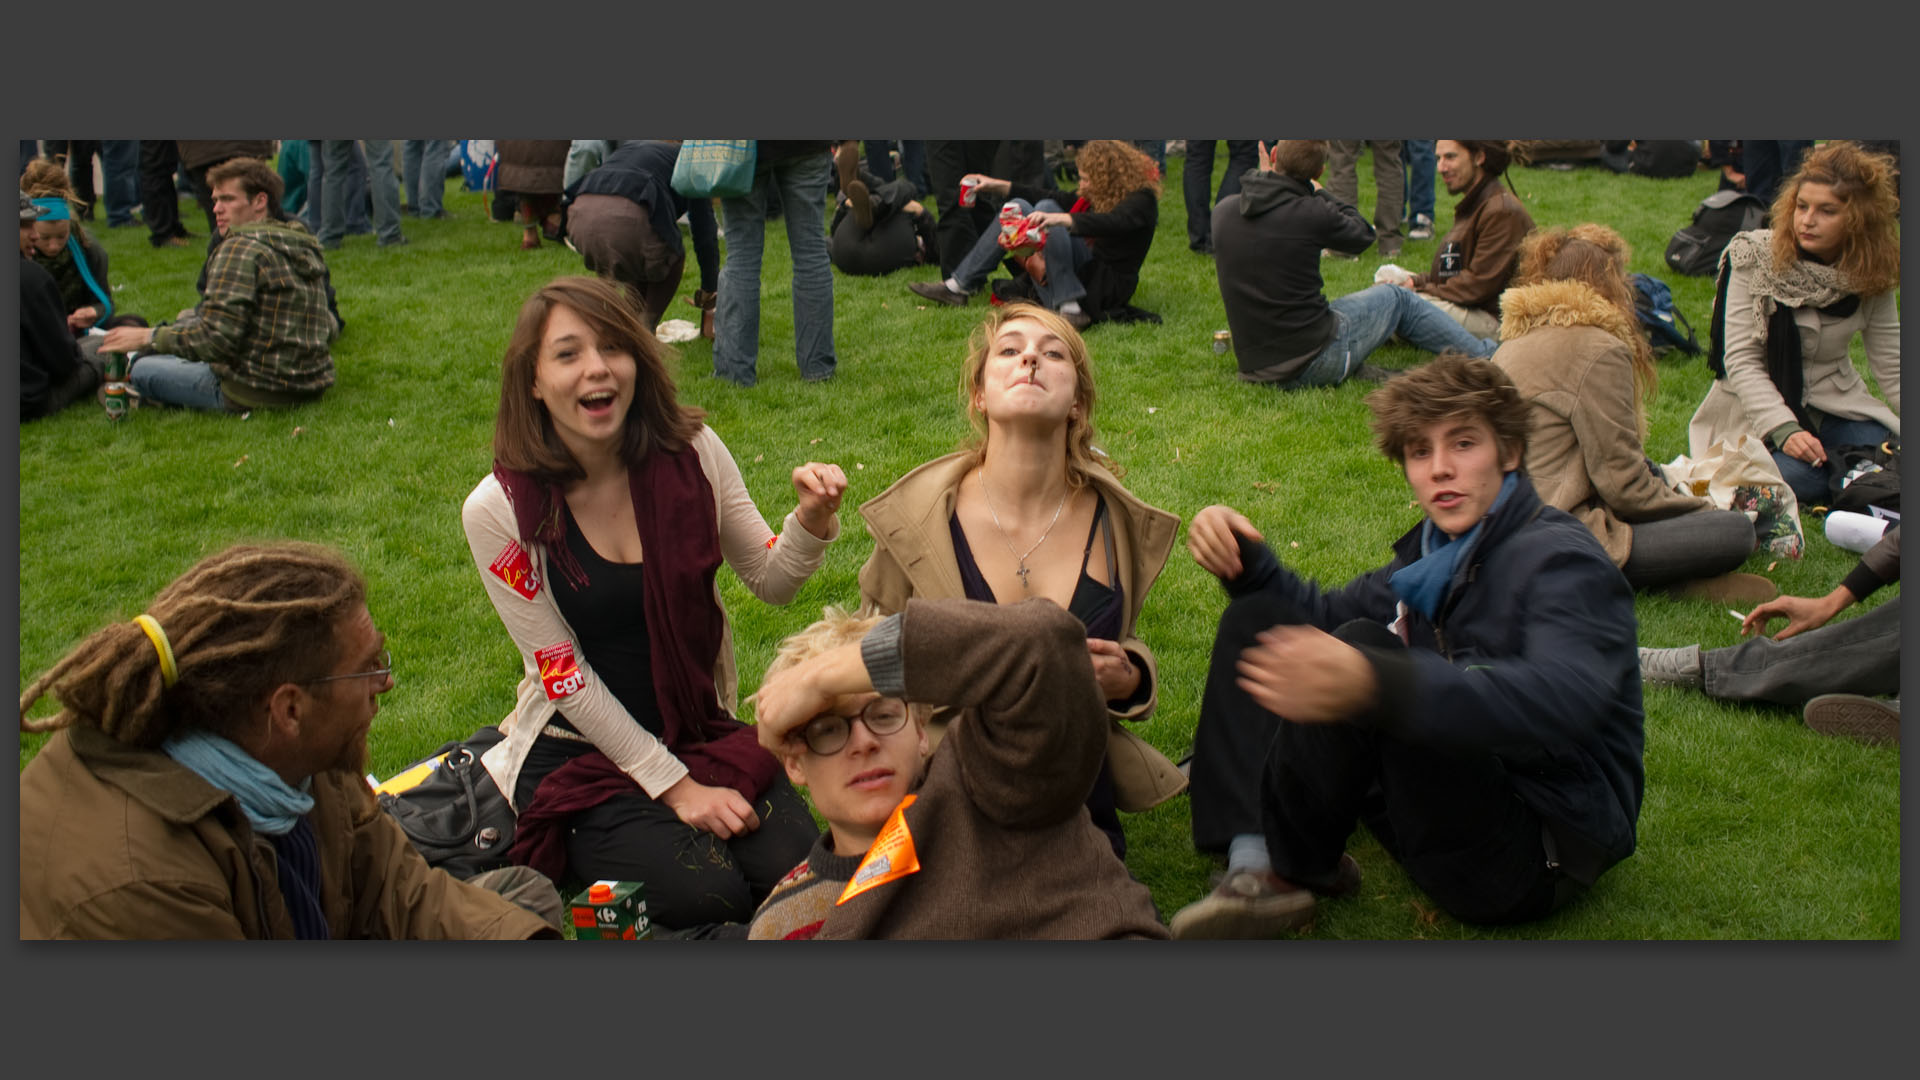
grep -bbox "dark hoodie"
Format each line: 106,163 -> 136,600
1211,170 -> 1374,383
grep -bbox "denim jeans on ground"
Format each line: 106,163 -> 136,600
402,139 -> 453,215
1772,417 -> 1895,507
1401,140 -> 1436,222
129,354 -> 228,411
950,198 -> 1090,310
714,151 -> 836,386
1324,283 -> 1497,369
1702,596 -> 1900,705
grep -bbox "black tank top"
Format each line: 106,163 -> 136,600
546,503 -> 665,738
949,492 -> 1124,641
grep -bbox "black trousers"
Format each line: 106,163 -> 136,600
925,140 -> 1046,278
1182,140 -> 1259,248
138,140 -> 188,246
516,735 -> 820,932
1189,588 -> 1574,925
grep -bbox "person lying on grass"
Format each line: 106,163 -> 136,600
746,597 -> 1169,940
1174,352 -> 1645,938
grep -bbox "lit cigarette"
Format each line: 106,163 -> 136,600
1728,609 -> 1745,621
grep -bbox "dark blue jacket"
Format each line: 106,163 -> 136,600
1225,471 -> 1645,885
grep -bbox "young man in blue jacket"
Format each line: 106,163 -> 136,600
1174,353 -> 1645,936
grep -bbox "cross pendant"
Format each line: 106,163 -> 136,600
1015,562 -> 1032,592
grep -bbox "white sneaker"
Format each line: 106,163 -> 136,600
1408,213 -> 1435,240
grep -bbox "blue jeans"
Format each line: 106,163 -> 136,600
950,198 -> 1091,310
1183,140 -> 1259,248
402,139 -> 453,216
129,354 -> 230,411
306,140 -> 371,236
101,140 -> 141,226
322,140 -> 403,245
864,140 -> 929,195
714,151 -> 836,386
1401,140 -> 1436,222
1773,417 -> 1895,507
1286,284 -> 1497,386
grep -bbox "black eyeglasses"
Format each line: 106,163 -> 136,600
308,649 -> 394,685
800,697 -> 910,756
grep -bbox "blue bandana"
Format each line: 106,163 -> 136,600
31,197 -> 71,221
163,729 -> 315,836
1388,471 -> 1519,620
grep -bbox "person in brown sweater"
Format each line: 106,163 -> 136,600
1377,139 -> 1534,337
748,597 -> 1170,939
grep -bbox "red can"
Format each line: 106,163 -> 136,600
959,175 -> 980,208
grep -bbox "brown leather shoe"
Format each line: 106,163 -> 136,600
1168,855 -> 1360,939
908,280 -> 968,307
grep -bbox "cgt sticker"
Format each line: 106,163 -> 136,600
488,541 -> 542,600
536,641 -> 586,701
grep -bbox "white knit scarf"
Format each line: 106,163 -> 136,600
1722,229 -> 1857,341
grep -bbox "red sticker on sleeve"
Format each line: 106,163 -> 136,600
488,540 -> 542,600
536,641 -> 585,701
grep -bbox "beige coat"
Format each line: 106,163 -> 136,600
1688,257 -> 1900,457
857,451 -> 1187,811
1495,279 -> 1716,567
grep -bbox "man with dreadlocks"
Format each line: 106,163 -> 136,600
19,542 -> 563,939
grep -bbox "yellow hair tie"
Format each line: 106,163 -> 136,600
133,614 -> 179,688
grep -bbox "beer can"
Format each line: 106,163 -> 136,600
1212,330 -> 1232,355
960,175 -> 980,208
103,350 -> 129,383
104,382 -> 129,422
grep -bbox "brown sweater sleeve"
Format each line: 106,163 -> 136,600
1419,197 -> 1530,309
894,597 -> 1107,830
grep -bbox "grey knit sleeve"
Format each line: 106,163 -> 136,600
859,612 -> 907,697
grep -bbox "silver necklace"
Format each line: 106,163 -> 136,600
979,467 -> 1069,594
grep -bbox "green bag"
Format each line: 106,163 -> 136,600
670,140 -> 758,199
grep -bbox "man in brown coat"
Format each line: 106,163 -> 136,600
19,542 -> 561,939
748,597 -> 1169,939
1378,139 -> 1534,337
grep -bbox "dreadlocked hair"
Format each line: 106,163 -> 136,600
20,543 -> 367,749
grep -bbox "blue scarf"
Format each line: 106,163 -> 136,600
162,729 -> 315,836
1388,472 -> 1518,621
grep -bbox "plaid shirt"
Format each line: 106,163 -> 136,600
149,219 -> 336,397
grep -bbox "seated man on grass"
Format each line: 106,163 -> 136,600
101,157 -> 338,414
1214,140 -> 1496,389
19,541 -> 562,939
1174,353 -> 1644,937
747,597 -> 1169,940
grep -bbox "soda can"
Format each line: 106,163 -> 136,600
104,382 -> 129,422
960,175 -> 980,208
1213,330 -> 1232,355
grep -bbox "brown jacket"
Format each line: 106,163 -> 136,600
815,597 -> 1170,939
494,140 -> 571,195
19,725 -> 556,940
1494,279 -> 1715,566
857,451 -> 1186,810
1413,175 -> 1534,316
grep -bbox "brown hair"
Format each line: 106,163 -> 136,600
492,276 -> 705,484
1367,352 -> 1531,465
1768,140 -> 1901,296
1514,224 -> 1657,408
20,543 -> 366,748
958,302 -> 1118,490
207,157 -> 286,210
1271,140 -> 1329,183
1075,140 -> 1162,213
19,159 -> 90,248
1451,139 -> 1514,177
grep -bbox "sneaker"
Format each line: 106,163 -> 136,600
908,280 -> 969,307
1322,248 -> 1359,260
1352,362 -> 1408,384
1169,855 -> 1362,940
1409,213 -> 1435,240
377,234 -> 410,248
1669,572 -> 1779,606
1062,309 -> 1093,331
1377,240 -> 1403,259
1803,694 -> 1900,744
1638,645 -> 1704,689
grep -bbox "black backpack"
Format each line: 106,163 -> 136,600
1665,190 -> 1768,276
1827,441 -> 1900,515
1630,140 -> 1702,179
1629,272 -> 1701,356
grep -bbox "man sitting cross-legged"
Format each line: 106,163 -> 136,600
747,597 -> 1169,940
1174,353 -> 1645,937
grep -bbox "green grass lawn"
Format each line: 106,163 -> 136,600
18,145 -> 1900,939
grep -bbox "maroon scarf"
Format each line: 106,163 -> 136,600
495,446 -> 781,877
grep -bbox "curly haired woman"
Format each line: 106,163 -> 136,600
909,140 -> 1162,328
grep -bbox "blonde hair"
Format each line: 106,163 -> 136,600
957,302 -> 1119,491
